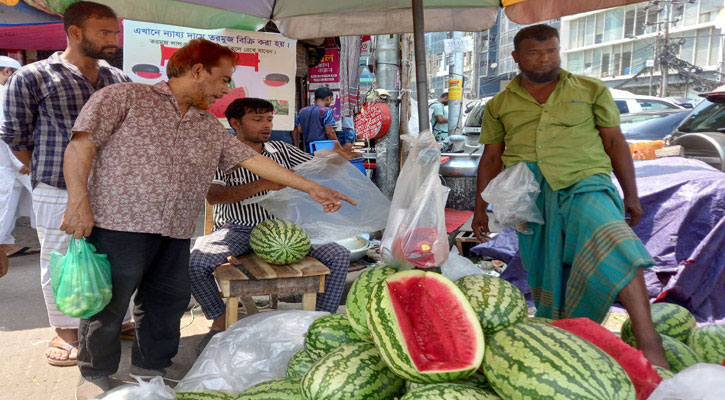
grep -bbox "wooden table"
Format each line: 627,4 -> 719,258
213,253 -> 330,329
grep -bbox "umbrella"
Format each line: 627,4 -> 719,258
21,0 -> 646,128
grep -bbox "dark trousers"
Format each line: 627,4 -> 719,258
77,227 -> 191,377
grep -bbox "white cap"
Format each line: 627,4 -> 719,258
0,56 -> 22,70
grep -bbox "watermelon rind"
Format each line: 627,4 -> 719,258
286,350 -> 317,378
346,265 -> 399,341
621,303 -> 696,344
304,313 -> 363,358
301,342 -> 405,400
688,324 -> 725,365
366,270 -> 485,383
483,323 -> 635,400
236,377 -> 303,400
653,365 -> 675,380
405,371 -> 491,393
625,333 -> 701,373
455,274 -> 528,336
175,392 -> 236,400
527,316 -> 555,325
249,219 -> 311,265
400,383 -> 501,399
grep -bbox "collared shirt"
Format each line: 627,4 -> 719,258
72,81 -> 258,239
430,101 -> 448,134
0,52 -> 130,189
212,140 -> 313,229
295,105 -> 336,144
480,69 -> 620,191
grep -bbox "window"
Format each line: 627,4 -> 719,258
621,44 -> 632,75
569,52 -> 584,74
710,30 -> 721,66
592,47 -> 602,77
625,6 -> 636,38
637,100 -> 680,111
585,15 -> 595,46
671,3 -> 684,28
614,52 -> 622,76
695,28 -> 710,66
584,49 -> 593,76
595,13 -> 605,44
633,38 -> 655,74
680,35 -> 695,64
684,1 -> 698,26
569,20 -> 578,48
700,0 -> 723,23
577,19 -> 586,47
615,100 -> 630,114
646,6 -> 660,34
601,52 -> 611,77
635,4 -> 647,36
604,8 -> 624,42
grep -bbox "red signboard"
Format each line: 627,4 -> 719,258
354,102 -> 391,140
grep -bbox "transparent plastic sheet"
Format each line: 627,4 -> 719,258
174,310 -> 327,394
647,363 -> 725,400
481,162 -> 544,234
441,247 -> 484,281
380,130 -> 450,268
243,152 -> 390,245
49,238 -> 112,319
93,377 -> 175,400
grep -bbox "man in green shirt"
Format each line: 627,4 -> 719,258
429,92 -> 449,140
472,24 -> 668,368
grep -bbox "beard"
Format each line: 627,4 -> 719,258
80,37 -> 117,61
190,89 -> 211,110
521,65 -> 561,84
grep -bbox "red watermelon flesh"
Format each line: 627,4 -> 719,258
551,318 -> 661,400
387,273 -> 482,371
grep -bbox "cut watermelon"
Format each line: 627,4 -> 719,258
367,270 -> 485,383
551,318 -> 661,400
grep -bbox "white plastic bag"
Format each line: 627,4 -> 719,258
441,247 -> 483,281
647,363 -> 725,400
93,377 -> 175,400
481,162 -> 544,234
174,310 -> 327,394
380,130 -> 450,268
246,152 -> 390,245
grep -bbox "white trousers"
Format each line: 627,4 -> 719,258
0,142 -> 34,244
32,183 -> 132,329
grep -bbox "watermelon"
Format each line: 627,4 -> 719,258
346,265 -> 399,341
406,371 -> 490,393
653,365 -> 675,380
304,313 -> 362,358
175,392 -> 235,400
483,323 -> 635,400
550,318 -> 661,400
301,342 -> 405,400
366,270 -> 485,383
689,324 -> 725,365
249,219 -> 310,265
625,333 -> 701,373
236,378 -> 303,400
401,383 -> 501,399
527,317 -> 555,324
455,274 -> 528,335
287,350 -> 317,378
621,303 -> 696,344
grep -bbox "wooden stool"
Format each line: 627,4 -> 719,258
455,231 -> 481,256
213,253 -> 330,329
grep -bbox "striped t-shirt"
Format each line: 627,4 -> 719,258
212,141 -> 313,229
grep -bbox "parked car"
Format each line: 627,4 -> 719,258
621,110 -> 691,141
665,85 -> 725,171
610,88 -> 684,114
664,96 -> 700,109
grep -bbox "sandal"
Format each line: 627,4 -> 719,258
46,340 -> 78,366
7,247 -> 40,258
120,323 -> 135,340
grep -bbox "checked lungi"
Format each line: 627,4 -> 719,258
518,162 -> 655,323
189,222 -> 350,318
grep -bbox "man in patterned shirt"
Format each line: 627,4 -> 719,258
62,39 -> 353,399
0,1 -> 133,367
189,98 -> 353,354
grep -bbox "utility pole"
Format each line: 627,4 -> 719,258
447,31 -> 464,136
649,37 -> 658,96
375,34 -> 401,199
660,0 -> 672,97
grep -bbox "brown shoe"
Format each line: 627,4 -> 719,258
75,375 -> 111,400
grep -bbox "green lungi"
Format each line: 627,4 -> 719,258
517,162 -> 654,323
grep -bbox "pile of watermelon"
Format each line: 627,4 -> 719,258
176,267 -> 725,400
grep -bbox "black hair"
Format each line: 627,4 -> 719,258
314,86 -> 334,100
514,24 -> 559,52
224,98 -> 274,125
63,1 -> 118,34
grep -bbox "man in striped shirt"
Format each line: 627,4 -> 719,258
0,1 -> 133,367
190,98 -> 352,354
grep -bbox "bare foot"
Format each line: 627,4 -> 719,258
46,328 -> 79,366
210,315 -> 226,332
0,252 -> 7,279
0,244 -> 22,257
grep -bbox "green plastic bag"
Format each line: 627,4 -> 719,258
50,238 -> 112,319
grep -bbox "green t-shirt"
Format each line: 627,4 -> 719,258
430,101 -> 448,138
480,69 -> 620,191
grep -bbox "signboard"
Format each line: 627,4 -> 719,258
123,20 -> 297,130
448,78 -> 463,100
646,59 -> 655,68
308,48 -> 341,128
444,36 -> 474,54
354,102 -> 391,139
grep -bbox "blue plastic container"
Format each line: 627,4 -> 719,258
350,158 -> 366,175
308,140 -> 337,153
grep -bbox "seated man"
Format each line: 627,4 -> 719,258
190,98 -> 351,353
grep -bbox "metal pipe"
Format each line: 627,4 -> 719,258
412,0 -> 430,132
375,33 -> 401,199
448,31 -> 464,136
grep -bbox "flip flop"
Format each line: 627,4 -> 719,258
46,340 -> 78,366
120,324 -> 135,340
8,247 -> 40,258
